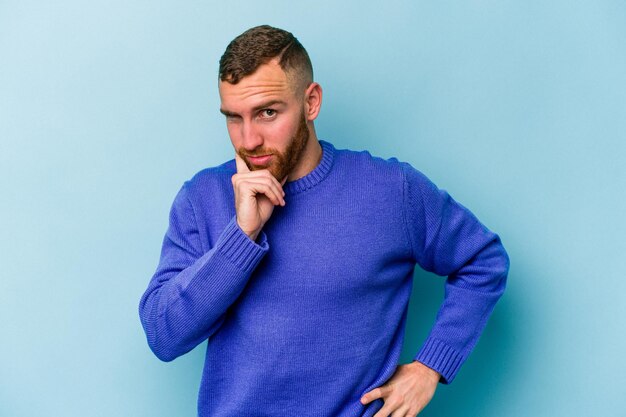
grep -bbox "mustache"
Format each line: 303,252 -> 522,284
240,149 -> 276,157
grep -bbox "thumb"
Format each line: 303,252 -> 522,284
235,153 -> 250,174
280,175 -> 288,186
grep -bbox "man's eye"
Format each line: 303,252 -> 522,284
261,109 -> 276,118
224,114 -> 240,121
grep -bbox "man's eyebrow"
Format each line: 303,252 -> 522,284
220,100 -> 287,117
219,108 -> 238,117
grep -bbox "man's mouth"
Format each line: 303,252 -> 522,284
247,154 -> 273,165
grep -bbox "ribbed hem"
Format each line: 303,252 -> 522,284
215,216 -> 269,273
283,139 -> 335,195
414,338 -> 465,384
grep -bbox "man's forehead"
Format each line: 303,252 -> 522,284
219,62 -> 296,108
220,79 -> 289,98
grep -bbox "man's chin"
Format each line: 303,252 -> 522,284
270,168 -> 286,181
250,163 -> 283,181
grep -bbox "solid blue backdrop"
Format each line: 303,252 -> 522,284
1,1 -> 624,416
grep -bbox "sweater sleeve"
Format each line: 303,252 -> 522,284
401,163 -> 510,384
138,182 -> 269,362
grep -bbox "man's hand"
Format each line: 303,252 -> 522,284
360,361 -> 440,417
232,153 -> 287,241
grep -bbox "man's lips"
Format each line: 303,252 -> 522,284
247,154 -> 273,165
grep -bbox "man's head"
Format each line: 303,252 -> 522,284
218,25 -> 322,182
219,25 -> 313,95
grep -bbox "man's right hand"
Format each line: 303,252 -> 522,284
232,153 -> 287,241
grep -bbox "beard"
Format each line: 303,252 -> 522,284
238,109 -> 310,182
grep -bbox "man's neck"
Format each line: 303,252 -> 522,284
288,136 -> 322,181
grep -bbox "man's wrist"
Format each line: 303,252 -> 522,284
410,360 -> 441,383
247,230 -> 260,242
236,219 -> 260,242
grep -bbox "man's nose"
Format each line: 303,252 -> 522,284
241,122 -> 263,151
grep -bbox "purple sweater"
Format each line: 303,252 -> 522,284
138,139 -> 509,417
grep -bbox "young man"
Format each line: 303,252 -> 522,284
139,25 -> 510,417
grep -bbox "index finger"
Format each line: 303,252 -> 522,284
235,153 -> 250,174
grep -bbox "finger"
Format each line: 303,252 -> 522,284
241,176 -> 285,205
243,180 -> 284,206
233,174 -> 286,206
234,169 -> 286,196
372,402 -> 396,417
241,180 -> 285,206
390,405 -> 411,417
235,153 -> 250,174
253,169 -> 286,196
251,170 -> 287,198
361,387 -> 386,405
255,169 -> 286,195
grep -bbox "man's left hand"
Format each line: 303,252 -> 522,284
360,360 -> 440,417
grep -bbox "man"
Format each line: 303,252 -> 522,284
139,25 -> 510,417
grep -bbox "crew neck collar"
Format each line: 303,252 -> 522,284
283,139 -> 335,195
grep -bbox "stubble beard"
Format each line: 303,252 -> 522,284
240,110 -> 310,182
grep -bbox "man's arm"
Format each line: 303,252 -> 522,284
401,162 -> 510,384
138,183 -> 269,362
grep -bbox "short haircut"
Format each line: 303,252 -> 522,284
219,25 -> 313,91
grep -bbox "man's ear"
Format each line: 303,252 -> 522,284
303,82 -> 322,121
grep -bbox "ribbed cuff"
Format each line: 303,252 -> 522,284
215,216 -> 269,273
414,338 -> 465,384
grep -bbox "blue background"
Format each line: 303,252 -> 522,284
1,1 -> 625,416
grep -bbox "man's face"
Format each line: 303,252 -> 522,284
219,59 -> 309,182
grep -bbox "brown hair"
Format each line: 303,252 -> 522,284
219,25 -> 313,91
